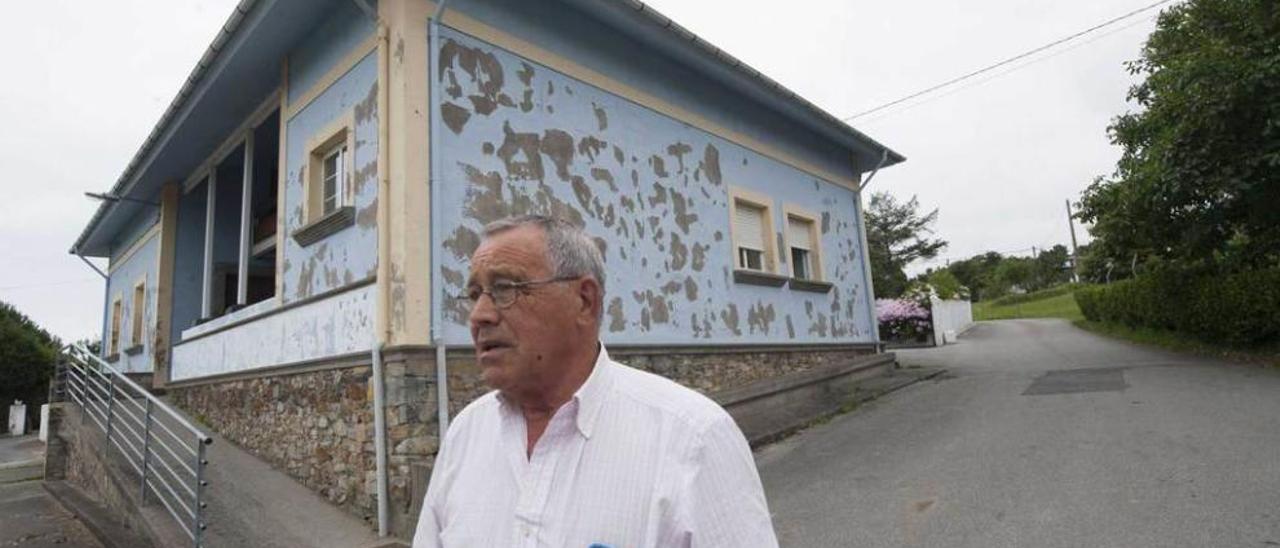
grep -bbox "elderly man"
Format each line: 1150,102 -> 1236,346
413,215 -> 778,547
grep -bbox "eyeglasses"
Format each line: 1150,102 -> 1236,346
461,276 -> 580,309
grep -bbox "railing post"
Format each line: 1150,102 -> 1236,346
194,440 -> 208,547
105,376 -> 116,441
141,399 -> 152,503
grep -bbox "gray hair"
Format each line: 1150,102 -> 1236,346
481,215 -> 606,317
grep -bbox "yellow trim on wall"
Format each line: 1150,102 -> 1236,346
782,204 -> 825,281
437,9 -> 857,189
108,224 -> 160,274
728,186 -> 780,274
285,35 -> 379,121
275,58 -> 289,305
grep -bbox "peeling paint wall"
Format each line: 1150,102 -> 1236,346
445,0 -> 856,183
280,52 -> 380,304
433,30 -> 875,345
171,283 -> 376,381
166,5 -> 381,381
105,226 -> 160,373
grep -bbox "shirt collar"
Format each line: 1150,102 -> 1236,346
494,342 -> 616,440
571,343 -> 615,440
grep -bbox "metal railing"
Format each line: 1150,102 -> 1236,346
58,344 -> 212,547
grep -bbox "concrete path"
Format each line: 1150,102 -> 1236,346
0,481 -> 102,547
757,319 -> 1280,547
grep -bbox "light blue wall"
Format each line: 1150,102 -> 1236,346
105,229 -> 159,373
287,0 -> 376,107
279,11 -> 380,304
433,29 -> 874,345
172,182 -> 207,339
445,0 -> 855,184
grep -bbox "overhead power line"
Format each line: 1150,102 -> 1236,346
855,13 -> 1157,126
843,0 -> 1180,121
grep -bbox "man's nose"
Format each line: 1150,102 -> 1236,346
469,292 -> 500,327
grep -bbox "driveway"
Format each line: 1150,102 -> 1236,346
757,319 -> 1280,547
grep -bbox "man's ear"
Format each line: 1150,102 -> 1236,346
577,277 -> 602,325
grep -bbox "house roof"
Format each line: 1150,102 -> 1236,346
72,0 -> 903,258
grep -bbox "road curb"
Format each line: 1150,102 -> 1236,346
751,366 -> 947,448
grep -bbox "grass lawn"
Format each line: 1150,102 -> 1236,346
973,292 -> 1083,322
971,285 -> 1277,366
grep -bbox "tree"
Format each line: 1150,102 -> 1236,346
0,301 -> 60,433
1078,0 -> 1280,275
865,192 -> 947,298
1032,244 -> 1072,290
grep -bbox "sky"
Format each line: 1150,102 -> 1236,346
0,0 -> 1158,342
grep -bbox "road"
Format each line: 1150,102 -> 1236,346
0,481 -> 102,548
757,319 -> 1280,547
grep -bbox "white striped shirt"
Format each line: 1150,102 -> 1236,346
413,345 -> 779,548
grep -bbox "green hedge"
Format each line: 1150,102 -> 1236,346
1075,268 -> 1280,345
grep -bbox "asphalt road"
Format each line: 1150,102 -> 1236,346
757,319 -> 1280,547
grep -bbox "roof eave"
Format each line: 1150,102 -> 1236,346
70,0 -> 262,258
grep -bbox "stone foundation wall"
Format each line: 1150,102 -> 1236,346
441,344 -> 878,408
163,343 -> 876,538
167,359 -> 438,535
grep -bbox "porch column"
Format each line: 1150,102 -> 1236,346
153,182 -> 179,388
237,132 -> 255,305
201,171 -> 216,318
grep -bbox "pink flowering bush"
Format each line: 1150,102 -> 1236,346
876,298 -> 932,342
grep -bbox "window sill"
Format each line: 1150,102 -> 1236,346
123,344 -> 144,356
733,269 -> 788,287
789,278 -> 833,293
105,353 -> 120,363
292,206 -> 354,247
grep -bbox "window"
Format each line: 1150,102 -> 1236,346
735,202 -> 767,271
320,144 -> 346,216
109,296 -> 122,356
295,112 -> 357,248
131,281 -> 145,347
729,187 -> 788,287
303,111 -> 355,225
787,215 -> 817,280
782,205 -> 831,292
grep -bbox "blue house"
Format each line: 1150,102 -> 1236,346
71,0 -> 903,536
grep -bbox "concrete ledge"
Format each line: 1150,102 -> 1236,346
714,353 -> 898,446
741,365 -> 946,447
0,459 -> 43,484
44,480 -> 153,548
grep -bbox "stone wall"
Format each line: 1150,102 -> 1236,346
167,359 -> 437,535
164,343 -> 877,538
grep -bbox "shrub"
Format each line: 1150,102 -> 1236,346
1074,268 -> 1280,345
876,298 -> 932,342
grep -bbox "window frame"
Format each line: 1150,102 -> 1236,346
782,205 -> 824,282
728,187 -> 780,275
130,279 -> 146,349
303,111 -> 356,225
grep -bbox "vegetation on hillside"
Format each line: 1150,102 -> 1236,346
0,301 -> 60,432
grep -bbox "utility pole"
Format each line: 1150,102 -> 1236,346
1065,199 -> 1081,283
